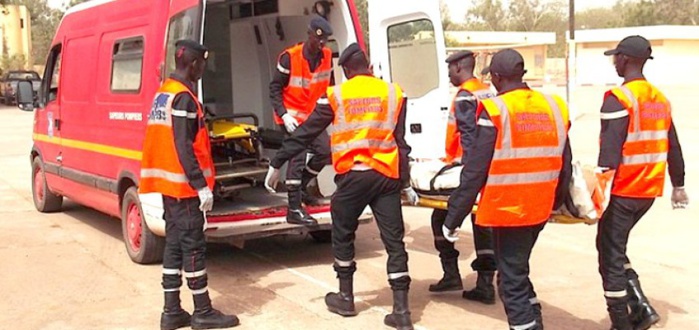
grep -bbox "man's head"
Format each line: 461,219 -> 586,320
338,43 -> 370,79
174,39 -> 209,82
486,49 -> 527,92
445,50 -> 476,87
604,35 -> 653,78
306,16 -> 333,56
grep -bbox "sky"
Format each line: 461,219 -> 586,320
444,0 -> 617,23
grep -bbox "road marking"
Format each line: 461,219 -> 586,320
245,250 -> 429,330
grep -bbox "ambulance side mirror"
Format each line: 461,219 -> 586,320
16,80 -> 35,111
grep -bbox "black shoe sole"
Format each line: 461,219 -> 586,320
462,292 -> 496,305
327,306 -> 358,317
191,320 -> 240,330
428,285 -> 464,293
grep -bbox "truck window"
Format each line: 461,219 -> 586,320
387,19 -> 439,98
43,45 -> 62,104
165,8 -> 201,78
111,37 -> 144,93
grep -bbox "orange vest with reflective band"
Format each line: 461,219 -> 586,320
444,78 -> 494,162
275,43 -> 333,125
139,78 -> 215,198
477,89 -> 569,227
326,75 -> 404,179
607,80 -> 671,198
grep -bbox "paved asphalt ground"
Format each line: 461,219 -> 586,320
0,84 -> 697,330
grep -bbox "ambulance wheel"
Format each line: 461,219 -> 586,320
121,187 -> 164,264
310,229 -> 332,243
31,157 -> 63,212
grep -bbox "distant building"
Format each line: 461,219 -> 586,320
0,5 -> 33,70
444,31 -> 557,81
572,25 -> 699,86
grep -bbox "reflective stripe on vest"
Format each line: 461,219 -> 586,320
275,44 -> 332,125
139,79 -> 215,198
444,79 -> 494,162
609,82 -> 671,198
477,90 -> 568,227
486,94 -> 566,185
327,76 -> 402,178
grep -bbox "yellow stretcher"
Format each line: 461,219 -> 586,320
209,120 -> 258,153
415,196 -> 597,225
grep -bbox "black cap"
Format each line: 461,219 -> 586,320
487,49 -> 527,77
175,39 -> 209,60
309,15 -> 333,38
338,43 -> 365,66
604,35 -> 653,59
445,50 -> 474,64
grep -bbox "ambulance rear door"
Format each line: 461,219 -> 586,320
368,0 -> 450,159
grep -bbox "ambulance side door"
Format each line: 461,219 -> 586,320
368,0 -> 450,159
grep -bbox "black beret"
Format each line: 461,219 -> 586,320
338,43 -> 365,66
445,50 -> 474,63
309,15 -> 333,38
488,49 -> 527,77
175,39 -> 209,60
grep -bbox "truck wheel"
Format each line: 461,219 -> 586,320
121,187 -> 164,264
31,157 -> 63,212
310,229 -> 332,243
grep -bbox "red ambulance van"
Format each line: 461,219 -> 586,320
19,0 -> 448,264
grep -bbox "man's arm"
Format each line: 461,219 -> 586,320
270,96 -> 334,168
394,97 -> 412,188
454,90 -> 478,164
553,137 -> 573,210
667,121 -> 685,187
269,52 -> 291,118
598,94 -> 628,170
171,93 -> 207,190
444,110 -> 496,230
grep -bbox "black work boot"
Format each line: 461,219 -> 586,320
627,277 -> 660,330
428,258 -> 463,292
384,290 -> 414,330
161,292 -> 191,330
191,293 -> 240,329
325,276 -> 358,317
287,185 -> 318,226
462,271 -> 496,304
607,298 -> 633,330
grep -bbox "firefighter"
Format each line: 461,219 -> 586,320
140,39 -> 239,330
264,43 -> 418,330
429,50 -> 498,306
269,16 -> 334,226
597,35 -> 688,330
443,49 -> 572,330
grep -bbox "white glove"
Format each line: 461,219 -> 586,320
264,166 -> 281,193
402,187 -> 419,205
281,113 -> 299,133
442,225 -> 460,243
671,187 -> 689,209
197,187 -> 214,212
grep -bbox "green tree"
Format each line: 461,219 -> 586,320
465,0 -> 508,31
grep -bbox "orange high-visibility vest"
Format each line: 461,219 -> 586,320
477,89 -> 569,227
274,43 -> 333,125
444,78 -> 494,162
326,75 -> 404,179
606,80 -> 671,198
139,78 -> 215,198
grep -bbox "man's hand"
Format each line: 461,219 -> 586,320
281,113 -> 299,133
197,187 -> 214,212
442,225 -> 460,243
671,187 -> 689,209
265,166 -> 281,193
402,187 -> 419,205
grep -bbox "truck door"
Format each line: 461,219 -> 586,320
166,0 -> 205,95
37,44 -> 65,192
368,1 -> 450,160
